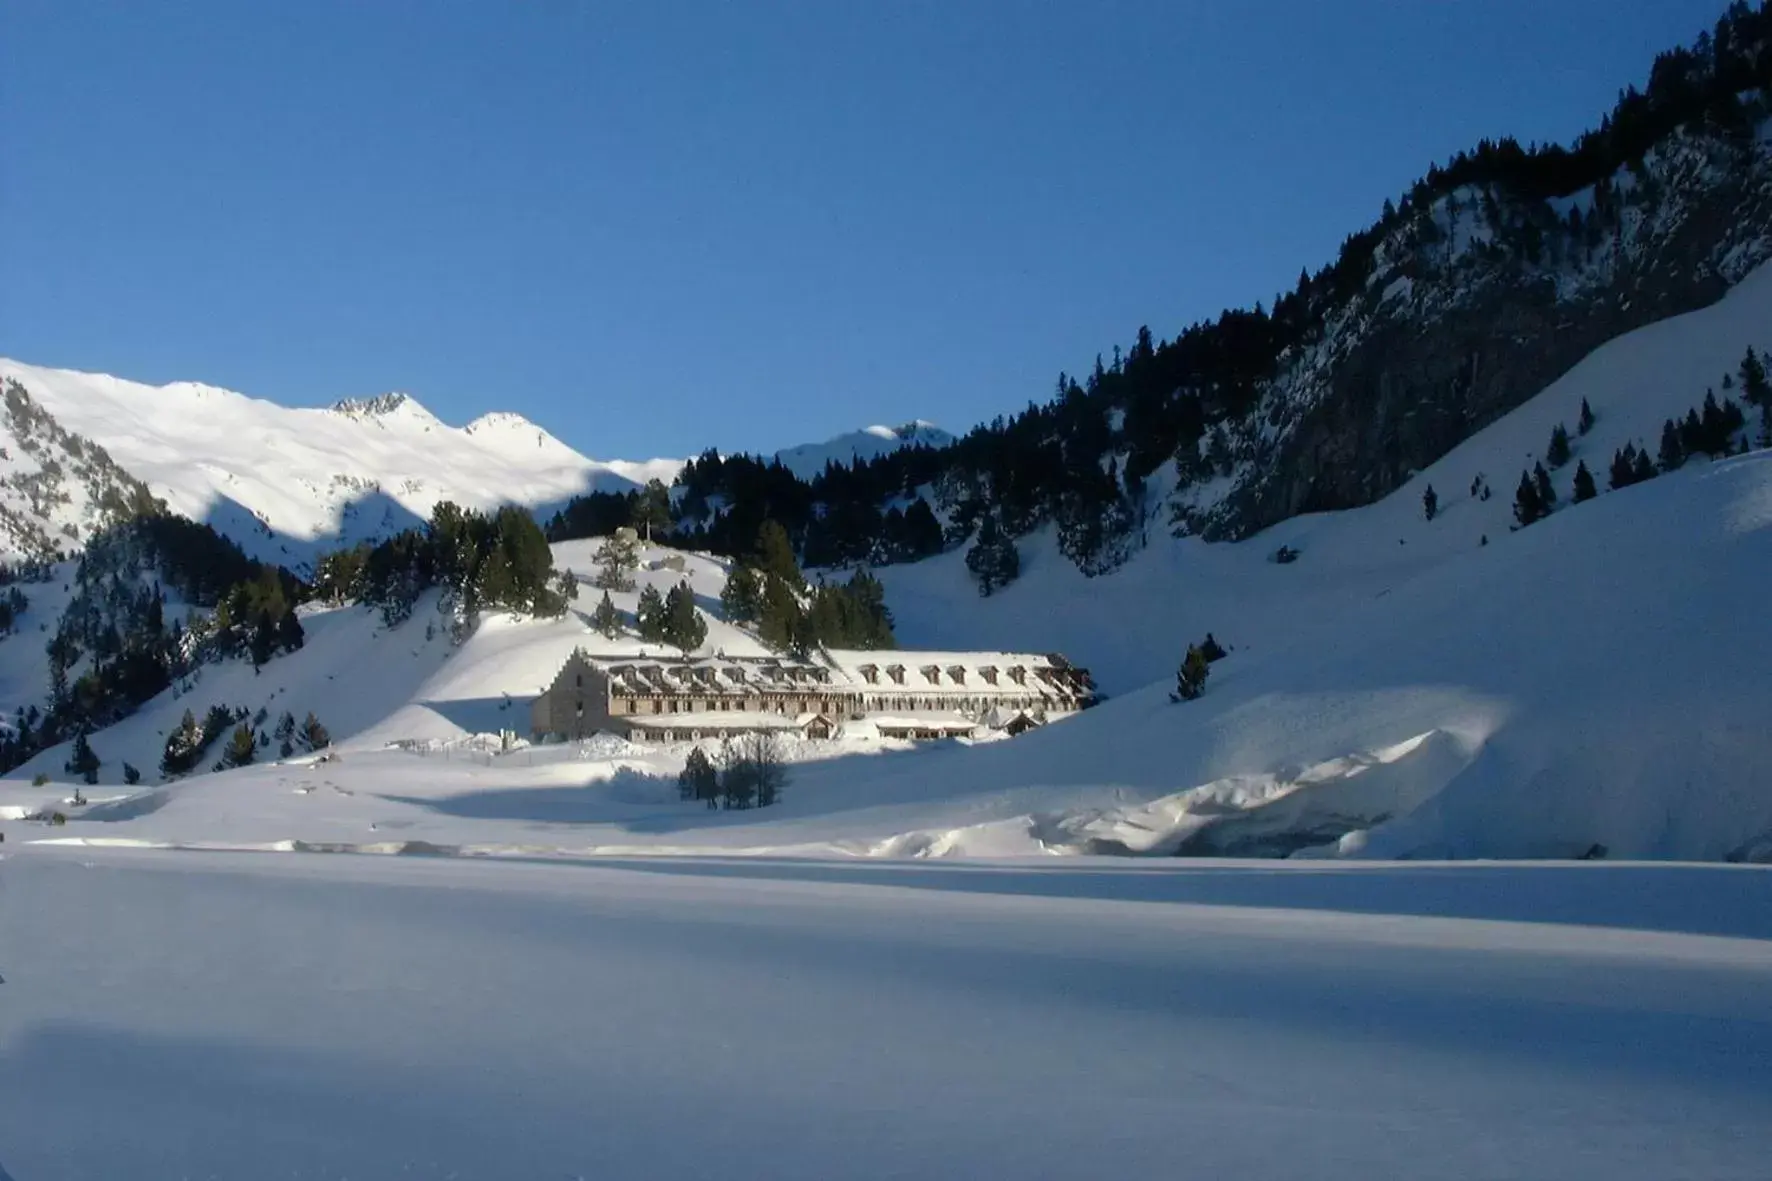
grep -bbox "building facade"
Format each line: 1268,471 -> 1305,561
530,648 -> 1095,745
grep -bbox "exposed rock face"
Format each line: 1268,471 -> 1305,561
0,379 -> 164,560
1183,128 -> 1772,540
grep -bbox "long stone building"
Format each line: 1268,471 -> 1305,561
530,648 -> 1095,744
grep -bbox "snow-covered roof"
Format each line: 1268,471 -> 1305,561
568,647 -> 1093,700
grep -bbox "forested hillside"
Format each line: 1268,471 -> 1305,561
545,3 -> 1772,590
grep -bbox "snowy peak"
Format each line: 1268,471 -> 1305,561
774,420 -> 955,478
0,358 -> 682,569
328,392 -> 433,423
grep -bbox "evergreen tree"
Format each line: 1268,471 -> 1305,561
221,723 -> 256,769
1422,484 -> 1438,521
1571,460 -> 1597,503
1546,423 -> 1572,468
298,712 -> 331,752
634,480 -> 672,543
276,608 -> 305,653
1199,633 -> 1228,662
756,576 -> 807,653
901,499 -> 944,558
1578,397 -> 1595,435
1659,419 -> 1686,471
1631,447 -> 1656,484
591,534 -> 639,592
1513,470 -> 1544,526
719,565 -> 763,623
1609,446 -> 1635,490
161,708 -> 203,776
65,729 -> 100,782
250,611 -> 277,669
1174,645 -> 1210,701
1740,347 -> 1770,410
635,584 -> 668,644
1533,462 -> 1556,512
663,582 -> 707,653
965,514 -> 1020,596
555,568 -> 579,603
753,520 -> 802,589
679,745 -> 720,808
122,762 -> 140,786
590,590 -> 622,639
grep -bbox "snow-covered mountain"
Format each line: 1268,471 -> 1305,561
0,357 -> 952,570
5,259 -> 1771,863
0,359 -> 682,569
773,420 -> 953,478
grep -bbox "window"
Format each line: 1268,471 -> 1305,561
575,673 -> 583,688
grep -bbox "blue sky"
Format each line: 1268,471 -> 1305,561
1,1 -> 1728,459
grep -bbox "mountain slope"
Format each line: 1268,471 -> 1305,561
0,359 -> 682,569
876,255 -> 1772,694
773,421 -> 953,479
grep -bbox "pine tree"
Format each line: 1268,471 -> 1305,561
635,584 -> 668,643
753,520 -> 802,589
1631,447 -> 1657,484
555,568 -> 579,602
298,712 -> 331,752
1608,447 -> 1633,490
221,723 -> 256,769
1513,470 -> 1543,526
161,708 -> 203,776
250,611 -> 277,668
756,576 -> 807,653
122,762 -> 141,786
1422,484 -> 1438,521
634,480 -> 672,543
663,582 -> 707,653
1533,462 -> 1556,512
1659,419 -> 1685,472
1199,633 -> 1228,662
65,729 -> 100,782
591,534 -> 639,591
277,609 -> 304,653
965,514 -> 1020,596
1571,460 -> 1597,503
1578,397 -> 1595,435
679,745 -> 720,808
1174,645 -> 1210,701
719,566 -> 763,623
1740,347 -> 1770,410
590,590 -> 622,639
1546,423 -> 1572,468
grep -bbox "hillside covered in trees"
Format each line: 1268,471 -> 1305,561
545,3 -> 1772,592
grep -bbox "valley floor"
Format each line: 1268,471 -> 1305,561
0,846 -> 1768,1180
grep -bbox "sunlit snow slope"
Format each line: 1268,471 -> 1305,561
0,359 -> 682,568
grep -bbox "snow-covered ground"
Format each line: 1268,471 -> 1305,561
8,264 -> 1772,864
1,847 -> 1768,1180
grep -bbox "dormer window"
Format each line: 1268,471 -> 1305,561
1008,666 -> 1027,685
887,665 -> 906,685
980,666 -> 999,685
859,664 -> 879,684
947,666 -> 966,685
921,665 -> 941,685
